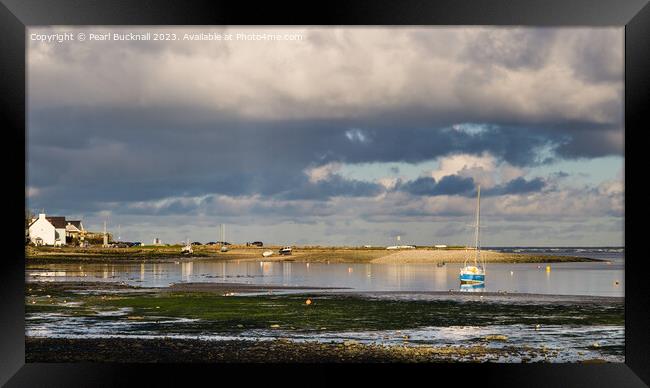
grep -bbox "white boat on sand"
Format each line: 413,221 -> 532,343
181,240 -> 193,255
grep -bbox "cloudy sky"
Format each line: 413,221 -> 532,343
26,27 -> 624,246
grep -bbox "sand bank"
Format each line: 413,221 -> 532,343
370,249 -> 597,264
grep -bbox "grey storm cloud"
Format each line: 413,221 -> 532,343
397,175 -> 547,198
27,115 -> 575,209
278,175 -> 385,200
397,175 -> 475,196
482,177 -> 546,196
460,28 -> 558,71
26,26 -> 623,239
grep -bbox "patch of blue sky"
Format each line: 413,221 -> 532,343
449,123 -> 492,136
528,156 -> 623,185
337,155 -> 622,188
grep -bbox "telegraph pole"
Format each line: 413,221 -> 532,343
103,220 -> 108,247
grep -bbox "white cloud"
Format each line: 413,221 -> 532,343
376,177 -> 399,190
427,153 -> 526,188
344,128 -> 369,143
28,26 -> 623,127
451,123 -> 490,136
304,162 -> 343,183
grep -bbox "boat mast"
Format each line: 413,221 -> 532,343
474,185 -> 481,266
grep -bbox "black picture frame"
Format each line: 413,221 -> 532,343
1,0 -> 648,386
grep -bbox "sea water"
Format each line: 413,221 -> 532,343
27,247 -> 624,297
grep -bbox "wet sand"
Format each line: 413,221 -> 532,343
169,282 -> 349,293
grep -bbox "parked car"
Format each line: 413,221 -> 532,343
132,242 -> 142,247
111,242 -> 130,248
250,241 -> 263,247
206,241 -> 217,245
191,242 -> 203,246
279,246 -> 293,255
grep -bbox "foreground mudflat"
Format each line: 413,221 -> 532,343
27,337 -> 597,363
25,281 -> 624,363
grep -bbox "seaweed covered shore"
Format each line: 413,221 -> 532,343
25,281 -> 624,363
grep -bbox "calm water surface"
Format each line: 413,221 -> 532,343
27,248 -> 624,297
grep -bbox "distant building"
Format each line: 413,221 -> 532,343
153,237 -> 162,245
65,220 -> 85,240
28,213 -> 67,246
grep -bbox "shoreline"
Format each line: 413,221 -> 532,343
24,280 -> 624,303
25,246 -> 601,264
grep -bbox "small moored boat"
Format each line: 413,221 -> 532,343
460,186 -> 486,285
279,246 -> 292,255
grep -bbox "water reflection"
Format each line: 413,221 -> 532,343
460,283 -> 485,292
181,262 -> 193,282
26,254 -> 624,297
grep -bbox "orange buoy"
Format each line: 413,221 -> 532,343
305,298 -> 313,305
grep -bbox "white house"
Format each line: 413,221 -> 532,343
28,214 -> 67,246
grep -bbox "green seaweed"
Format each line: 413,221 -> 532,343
25,282 -> 624,335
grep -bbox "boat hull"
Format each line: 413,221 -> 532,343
459,273 -> 485,284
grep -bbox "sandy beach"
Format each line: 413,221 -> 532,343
369,249 -> 598,264
26,245 -> 598,263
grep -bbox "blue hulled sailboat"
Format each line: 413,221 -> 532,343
460,186 -> 486,285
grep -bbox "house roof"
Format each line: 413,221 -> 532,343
46,216 -> 67,228
66,220 -> 83,231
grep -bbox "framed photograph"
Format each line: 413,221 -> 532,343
2,0 -> 648,386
